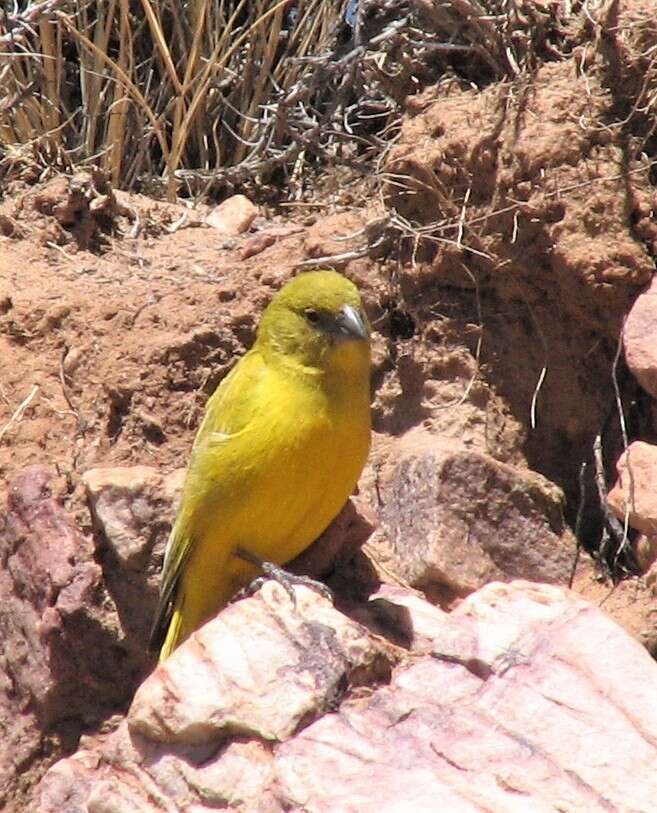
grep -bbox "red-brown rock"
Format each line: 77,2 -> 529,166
0,467 -> 156,806
0,467 -> 107,727
368,432 -> 574,602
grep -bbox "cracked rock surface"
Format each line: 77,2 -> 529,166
37,580 -> 657,813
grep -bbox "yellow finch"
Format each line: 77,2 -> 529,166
149,270 -> 371,660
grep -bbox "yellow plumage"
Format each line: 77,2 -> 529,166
149,270 -> 371,660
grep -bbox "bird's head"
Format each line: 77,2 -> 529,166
256,270 -> 370,378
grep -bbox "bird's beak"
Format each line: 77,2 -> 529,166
336,304 -> 369,341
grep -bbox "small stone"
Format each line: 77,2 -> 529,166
0,464 -> 141,766
608,440 -> 657,540
624,276 -> 657,398
634,534 -> 657,573
62,346 -> 84,375
82,466 -> 183,568
206,195 -> 258,237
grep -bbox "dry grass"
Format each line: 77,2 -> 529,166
1,0 -> 343,198
0,0 -> 567,202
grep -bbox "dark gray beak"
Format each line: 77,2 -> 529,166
336,304 -> 369,341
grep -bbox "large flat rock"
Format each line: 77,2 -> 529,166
36,580 -> 657,812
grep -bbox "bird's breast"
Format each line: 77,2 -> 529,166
234,369 -> 370,561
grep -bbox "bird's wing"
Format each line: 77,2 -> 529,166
148,349 -> 265,652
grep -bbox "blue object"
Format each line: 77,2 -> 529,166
345,0 -> 359,28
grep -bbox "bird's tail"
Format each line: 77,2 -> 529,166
159,605 -> 184,662
151,543 -> 261,662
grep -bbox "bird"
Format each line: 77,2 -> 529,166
149,270 -> 371,660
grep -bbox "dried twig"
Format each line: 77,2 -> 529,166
592,432 -> 634,579
0,0 -> 72,45
569,461 -> 588,589
0,384 -> 40,444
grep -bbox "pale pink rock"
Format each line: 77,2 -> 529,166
206,195 -> 258,236
82,464 -> 187,649
608,440 -> 657,540
624,276 -> 657,398
35,580 -> 657,812
276,581 -> 657,813
128,581 -> 381,745
36,751 -> 100,813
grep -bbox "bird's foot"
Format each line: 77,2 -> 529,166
235,547 -> 333,605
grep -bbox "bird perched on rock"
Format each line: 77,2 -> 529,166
149,270 -> 371,660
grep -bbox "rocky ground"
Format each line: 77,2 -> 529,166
3,1 -> 657,810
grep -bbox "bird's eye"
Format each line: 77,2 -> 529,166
304,308 -> 320,325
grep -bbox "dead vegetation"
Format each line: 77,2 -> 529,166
1,0 -> 568,202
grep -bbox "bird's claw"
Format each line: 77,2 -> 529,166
234,547 -> 333,605
260,561 -> 334,605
